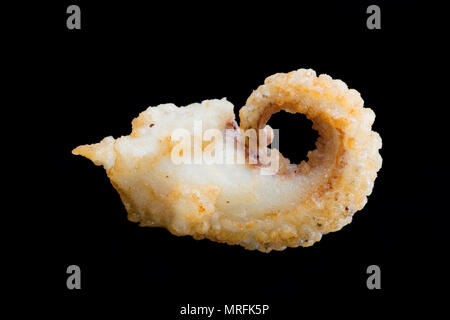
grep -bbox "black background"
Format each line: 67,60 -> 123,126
14,0 -> 447,318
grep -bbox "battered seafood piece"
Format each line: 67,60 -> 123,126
73,69 -> 382,252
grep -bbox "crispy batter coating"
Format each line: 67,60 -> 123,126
73,69 -> 382,252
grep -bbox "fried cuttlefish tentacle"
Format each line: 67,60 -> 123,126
73,69 -> 382,252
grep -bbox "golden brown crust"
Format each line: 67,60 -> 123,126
73,69 -> 382,252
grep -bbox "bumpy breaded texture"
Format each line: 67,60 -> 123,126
73,69 -> 382,252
